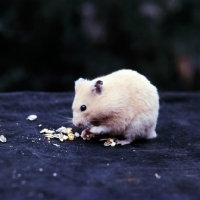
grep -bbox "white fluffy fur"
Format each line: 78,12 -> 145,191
72,69 -> 159,145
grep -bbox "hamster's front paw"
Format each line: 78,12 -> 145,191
81,129 -> 89,139
81,129 -> 94,140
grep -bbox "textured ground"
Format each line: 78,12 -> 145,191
0,92 -> 200,200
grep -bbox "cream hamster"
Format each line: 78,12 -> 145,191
72,69 -> 159,145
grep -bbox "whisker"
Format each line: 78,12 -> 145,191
53,113 -> 74,126
54,113 -> 72,120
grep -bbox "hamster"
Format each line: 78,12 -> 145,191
72,69 -> 159,145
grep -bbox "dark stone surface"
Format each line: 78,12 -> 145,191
0,92 -> 200,200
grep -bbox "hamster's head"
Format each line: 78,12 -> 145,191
72,78 -> 103,128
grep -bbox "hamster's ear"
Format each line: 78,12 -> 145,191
75,78 -> 85,88
91,80 -> 103,95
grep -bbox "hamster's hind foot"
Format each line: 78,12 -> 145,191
146,130 -> 157,139
116,138 -> 132,146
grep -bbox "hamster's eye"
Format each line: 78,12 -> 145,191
80,105 -> 87,112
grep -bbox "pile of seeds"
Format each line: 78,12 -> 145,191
40,126 -> 117,147
26,115 -> 117,147
40,126 -> 80,142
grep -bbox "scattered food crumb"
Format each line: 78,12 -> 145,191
68,133 -> 75,141
40,129 -> 55,134
38,124 -> 42,127
0,135 -> 6,143
39,168 -> 43,172
27,115 -> 37,121
110,142 -> 116,147
40,126 -> 116,147
74,132 -> 80,137
53,144 -> 60,147
53,173 -> 57,177
40,128 -> 48,133
44,134 -> 54,140
155,173 -> 161,179
100,138 -> 116,147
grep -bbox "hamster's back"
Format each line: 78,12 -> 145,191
98,69 -> 159,115
100,69 -> 158,102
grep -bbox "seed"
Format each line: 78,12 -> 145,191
110,142 -> 116,147
40,128 -> 48,133
63,135 -> 68,140
53,144 -> 60,147
74,132 -> 80,137
53,173 -> 57,177
56,126 -> 72,134
101,138 -> 116,147
109,139 -> 114,143
27,115 -> 37,121
59,133 -> 64,142
155,173 -> 161,179
0,135 -> 6,143
104,141 -> 110,146
45,134 -> 54,139
46,130 -> 55,134
68,134 -> 75,141
40,129 -> 54,134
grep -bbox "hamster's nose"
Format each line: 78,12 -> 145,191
77,122 -> 83,127
72,118 -> 82,127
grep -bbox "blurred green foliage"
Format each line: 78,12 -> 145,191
0,0 -> 200,92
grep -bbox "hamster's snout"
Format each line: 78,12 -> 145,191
72,118 -> 84,127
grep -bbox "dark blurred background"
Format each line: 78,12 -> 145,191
0,0 -> 200,92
